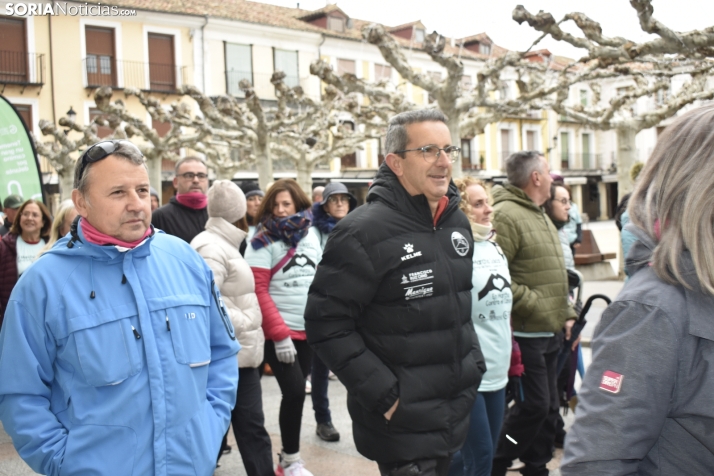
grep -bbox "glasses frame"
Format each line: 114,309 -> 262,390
553,197 -> 570,205
394,145 -> 461,164
178,172 -> 209,181
326,194 -> 350,204
77,140 -> 143,183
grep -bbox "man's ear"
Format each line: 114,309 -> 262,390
172,176 -> 179,190
385,153 -> 404,177
72,189 -> 89,218
531,169 -> 541,187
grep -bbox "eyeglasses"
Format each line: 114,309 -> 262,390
394,145 -> 461,164
178,172 -> 208,180
327,195 -> 350,204
553,198 -> 570,205
77,140 -> 143,182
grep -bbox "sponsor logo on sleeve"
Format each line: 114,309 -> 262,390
451,231 -> 470,257
599,370 -> 624,394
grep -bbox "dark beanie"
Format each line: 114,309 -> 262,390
240,182 -> 264,199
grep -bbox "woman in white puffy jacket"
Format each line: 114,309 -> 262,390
191,180 -> 273,476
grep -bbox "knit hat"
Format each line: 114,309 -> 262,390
208,180 -> 246,223
240,182 -> 264,200
150,187 -> 160,199
3,194 -> 23,209
320,182 -> 357,210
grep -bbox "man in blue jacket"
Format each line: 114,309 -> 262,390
0,140 -> 240,476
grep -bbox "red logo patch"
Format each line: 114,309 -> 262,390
600,370 -> 624,394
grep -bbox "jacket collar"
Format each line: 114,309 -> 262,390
51,217 -> 154,261
625,222 -> 714,342
366,162 -> 461,226
204,217 -> 247,246
491,182 -> 543,213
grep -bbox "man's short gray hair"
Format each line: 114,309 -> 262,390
174,156 -> 207,175
384,109 -> 449,156
75,141 -> 146,194
506,150 -> 545,188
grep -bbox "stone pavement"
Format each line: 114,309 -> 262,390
0,222 -> 626,476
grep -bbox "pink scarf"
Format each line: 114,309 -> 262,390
175,192 -> 207,210
81,219 -> 152,249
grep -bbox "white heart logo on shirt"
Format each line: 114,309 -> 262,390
295,256 -> 307,266
493,278 -> 505,290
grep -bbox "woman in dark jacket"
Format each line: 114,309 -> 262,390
562,104 -> 714,475
308,182 -> 357,442
0,199 -> 51,325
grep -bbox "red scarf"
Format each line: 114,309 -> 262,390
81,219 -> 152,249
175,192 -> 207,210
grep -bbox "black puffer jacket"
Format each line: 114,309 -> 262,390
305,163 -> 485,464
151,197 -> 208,243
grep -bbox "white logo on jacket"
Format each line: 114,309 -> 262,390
451,231 -> 470,257
401,243 -> 422,261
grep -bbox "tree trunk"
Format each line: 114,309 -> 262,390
447,115 -> 463,179
59,171 -> 74,201
146,156 -> 163,195
616,126 -> 637,202
255,142 -> 273,191
296,154 -> 313,194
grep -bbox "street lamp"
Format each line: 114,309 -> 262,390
66,106 -> 77,124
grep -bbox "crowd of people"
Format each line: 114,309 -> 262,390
0,105 -> 711,476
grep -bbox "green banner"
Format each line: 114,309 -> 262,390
0,96 -> 44,203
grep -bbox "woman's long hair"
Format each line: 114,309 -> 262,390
40,200 -> 76,255
454,176 -> 489,224
255,179 -> 311,221
629,104 -> 714,294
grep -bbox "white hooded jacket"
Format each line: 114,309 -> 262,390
192,217 -> 264,368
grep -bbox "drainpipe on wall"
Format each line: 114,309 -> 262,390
201,15 -> 208,93
48,1 -> 57,123
317,34 -> 325,101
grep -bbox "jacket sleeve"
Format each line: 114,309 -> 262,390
198,249 -> 255,336
245,245 -> 292,342
305,228 -> 398,416
251,268 -> 291,341
561,300 -> 678,475
0,300 -> 67,476
205,270 -> 240,439
493,213 -> 539,317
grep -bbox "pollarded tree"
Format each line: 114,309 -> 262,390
34,115 -> 114,200
514,1 -> 714,199
188,71 -> 389,192
313,23 -> 587,178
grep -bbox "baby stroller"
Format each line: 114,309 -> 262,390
554,271 -> 611,448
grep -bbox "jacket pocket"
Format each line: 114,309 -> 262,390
164,297 -> 211,366
187,401 -> 224,476
68,307 -> 142,387
60,424 -> 137,476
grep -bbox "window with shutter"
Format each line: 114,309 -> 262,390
225,43 -> 252,96
0,17 -> 28,83
85,26 -> 116,87
274,49 -> 299,88
148,33 -> 175,91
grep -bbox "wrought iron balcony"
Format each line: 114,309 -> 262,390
83,57 -> 190,93
0,51 -> 45,86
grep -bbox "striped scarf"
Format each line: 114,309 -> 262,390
250,210 -> 312,250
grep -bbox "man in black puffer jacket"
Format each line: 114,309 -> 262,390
306,110 -> 485,476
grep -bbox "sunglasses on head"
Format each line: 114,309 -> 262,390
77,140 -> 143,181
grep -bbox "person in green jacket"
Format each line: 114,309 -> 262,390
490,151 -> 577,476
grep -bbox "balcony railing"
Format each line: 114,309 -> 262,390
0,51 -> 45,85
461,150 -> 487,171
560,153 -> 604,170
83,57 -> 190,93
225,71 -> 318,100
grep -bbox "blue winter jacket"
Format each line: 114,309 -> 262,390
0,223 -> 240,476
